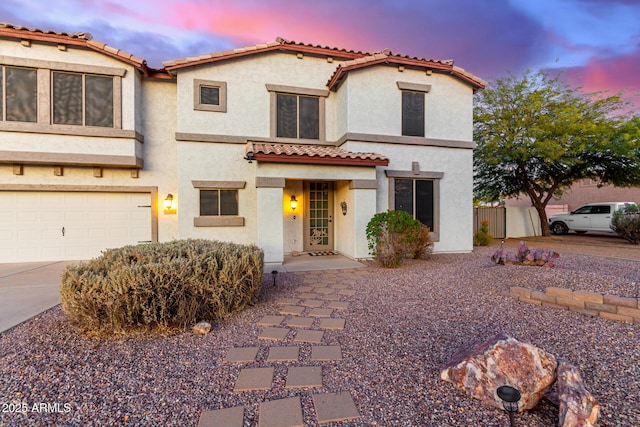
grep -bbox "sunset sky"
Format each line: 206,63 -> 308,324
2,0 -> 639,112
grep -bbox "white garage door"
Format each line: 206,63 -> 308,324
0,192 -> 152,263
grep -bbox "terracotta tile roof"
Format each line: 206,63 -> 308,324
246,142 -> 389,167
163,36 -> 375,70
0,22 -> 153,75
327,52 -> 486,91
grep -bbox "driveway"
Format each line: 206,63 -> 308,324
0,261 -> 78,333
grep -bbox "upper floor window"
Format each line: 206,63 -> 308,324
266,84 -> 329,141
52,72 -> 113,127
397,81 -> 431,137
1,66 -> 38,123
402,91 -> 424,137
277,94 -> 319,139
194,79 -> 227,113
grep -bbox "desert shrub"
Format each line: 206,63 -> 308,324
60,239 -> 264,335
611,205 -> 640,244
366,210 -> 428,267
491,240 -> 559,267
473,220 -> 493,246
408,224 -> 434,259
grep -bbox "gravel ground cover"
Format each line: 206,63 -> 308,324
1,246 -> 639,426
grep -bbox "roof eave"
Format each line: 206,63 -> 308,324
253,153 -> 389,167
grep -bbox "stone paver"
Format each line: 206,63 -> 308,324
276,298 -> 301,305
330,283 -> 351,289
278,305 -> 305,316
308,308 -> 334,318
297,292 -> 319,299
311,345 -> 343,361
338,289 -> 357,296
320,294 -> 341,301
234,367 -> 274,391
286,366 -> 323,388
327,301 -> 350,310
313,392 -> 360,424
285,316 -> 315,328
224,347 -> 260,363
314,287 -> 336,295
296,286 -> 315,292
258,327 -> 290,341
294,329 -> 324,343
319,318 -> 345,330
259,397 -> 303,427
267,346 -> 300,362
257,315 -> 286,326
198,406 -> 244,427
301,299 -> 324,308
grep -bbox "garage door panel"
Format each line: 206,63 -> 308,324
0,192 -> 152,262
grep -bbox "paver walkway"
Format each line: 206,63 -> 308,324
198,268 -> 372,426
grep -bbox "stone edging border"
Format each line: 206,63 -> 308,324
510,286 -> 640,324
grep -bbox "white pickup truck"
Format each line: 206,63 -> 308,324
548,202 -> 637,235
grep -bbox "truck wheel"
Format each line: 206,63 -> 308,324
551,222 -> 569,235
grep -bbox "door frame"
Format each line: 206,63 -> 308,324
303,181 -> 334,251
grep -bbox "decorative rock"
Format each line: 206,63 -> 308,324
193,321 -> 212,334
440,333 -> 557,411
556,360 -> 600,427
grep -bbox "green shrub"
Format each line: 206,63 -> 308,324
60,239 -> 264,335
366,210 -> 430,267
611,205 -> 640,244
473,220 -> 493,246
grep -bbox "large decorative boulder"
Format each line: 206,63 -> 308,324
557,360 -> 600,427
440,333 -> 557,411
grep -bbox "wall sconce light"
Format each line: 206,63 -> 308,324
290,195 -> 298,220
164,194 -> 176,214
341,201 -> 347,216
164,194 -> 174,210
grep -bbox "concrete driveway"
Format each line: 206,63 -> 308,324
0,261 -> 79,333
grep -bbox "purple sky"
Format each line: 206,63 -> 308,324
2,0 -> 639,112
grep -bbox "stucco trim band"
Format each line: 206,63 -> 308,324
337,132 -> 475,149
256,177 -> 286,188
349,179 -> 377,189
191,180 -> 246,189
396,81 -> 432,93
194,216 -> 245,227
0,151 -> 144,168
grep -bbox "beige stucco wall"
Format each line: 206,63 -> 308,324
175,53 -> 338,137
336,67 -> 473,141
176,142 -> 257,243
345,141 -> 474,253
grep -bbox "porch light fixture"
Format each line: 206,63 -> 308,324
164,194 -> 174,210
497,385 -> 521,427
340,201 -> 347,216
290,195 -> 298,220
244,151 -> 255,163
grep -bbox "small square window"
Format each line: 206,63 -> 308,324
200,86 -> 220,106
194,79 -> 227,112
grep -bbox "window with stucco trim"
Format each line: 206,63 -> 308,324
194,79 -> 227,112
200,189 -> 238,216
388,175 -> 440,240
276,94 -> 319,139
52,71 -> 114,127
1,66 -> 38,123
401,91 -> 425,137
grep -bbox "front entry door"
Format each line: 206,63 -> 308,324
304,181 -> 334,251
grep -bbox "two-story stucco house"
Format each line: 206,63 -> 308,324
0,23 -> 485,266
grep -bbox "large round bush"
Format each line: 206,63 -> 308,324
60,239 -> 264,335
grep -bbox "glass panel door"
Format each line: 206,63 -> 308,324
304,181 -> 333,251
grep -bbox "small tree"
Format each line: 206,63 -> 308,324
474,70 -> 640,236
